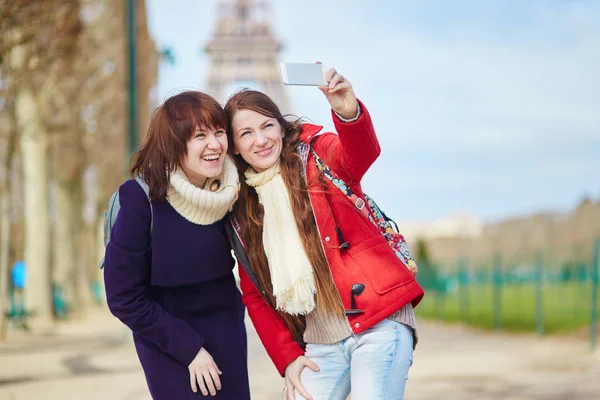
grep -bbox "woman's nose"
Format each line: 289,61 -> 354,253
206,136 -> 222,150
254,132 -> 268,146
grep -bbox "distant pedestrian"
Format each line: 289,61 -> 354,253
10,260 -> 28,329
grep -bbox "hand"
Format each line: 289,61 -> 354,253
283,355 -> 320,400
317,63 -> 358,120
188,347 -> 222,396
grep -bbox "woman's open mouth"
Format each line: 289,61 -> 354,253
201,154 -> 221,164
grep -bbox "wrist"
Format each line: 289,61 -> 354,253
334,102 -> 361,122
284,355 -> 302,375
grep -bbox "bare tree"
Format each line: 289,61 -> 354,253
0,0 -> 158,324
2,0 -> 84,322
0,67 -> 18,339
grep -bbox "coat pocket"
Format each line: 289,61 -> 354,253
348,236 -> 415,295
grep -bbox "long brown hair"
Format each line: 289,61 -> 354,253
130,91 -> 227,201
225,90 -> 344,342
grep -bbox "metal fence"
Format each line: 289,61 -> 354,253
414,239 -> 600,350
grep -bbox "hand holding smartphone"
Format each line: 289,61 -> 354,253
280,62 -> 358,119
280,62 -> 326,86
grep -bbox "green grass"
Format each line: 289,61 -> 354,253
415,282 -> 599,334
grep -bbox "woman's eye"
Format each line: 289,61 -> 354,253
240,131 -> 251,137
265,123 -> 273,128
195,133 -> 205,139
215,130 -> 225,136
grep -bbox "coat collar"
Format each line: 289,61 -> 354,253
299,123 -> 324,144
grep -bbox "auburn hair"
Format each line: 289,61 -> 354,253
224,89 -> 345,342
130,91 -> 227,201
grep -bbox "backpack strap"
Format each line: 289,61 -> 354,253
311,149 -> 418,274
311,149 -> 400,235
311,148 -> 376,224
134,175 -> 153,234
99,177 -> 153,269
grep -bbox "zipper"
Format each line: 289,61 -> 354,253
304,168 -> 354,335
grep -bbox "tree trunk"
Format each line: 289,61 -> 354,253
0,86 -> 17,342
0,189 -> 11,340
73,179 -> 93,317
52,179 -> 78,317
94,213 -> 105,303
54,166 -> 96,319
76,219 -> 94,314
16,88 -> 52,321
0,104 -> 18,340
0,171 -> 14,340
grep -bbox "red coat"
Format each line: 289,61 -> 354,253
236,101 -> 424,376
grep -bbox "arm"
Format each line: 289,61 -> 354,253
238,264 -> 304,376
315,99 -> 380,183
314,66 -> 381,183
103,180 -> 204,366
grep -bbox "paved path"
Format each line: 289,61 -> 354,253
0,306 -> 598,399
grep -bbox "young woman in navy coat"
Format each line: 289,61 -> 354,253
103,91 -> 250,399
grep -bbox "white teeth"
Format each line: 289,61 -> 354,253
202,155 -> 220,161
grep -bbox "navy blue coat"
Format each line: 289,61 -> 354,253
104,179 -> 250,399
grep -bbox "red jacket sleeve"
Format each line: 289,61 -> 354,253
313,99 -> 381,184
238,264 -> 304,376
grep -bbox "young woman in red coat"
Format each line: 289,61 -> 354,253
225,66 -> 424,400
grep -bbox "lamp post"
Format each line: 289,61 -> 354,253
127,0 -> 137,157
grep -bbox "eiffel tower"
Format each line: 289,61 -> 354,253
204,0 -> 289,111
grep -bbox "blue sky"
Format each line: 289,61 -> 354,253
146,0 -> 600,223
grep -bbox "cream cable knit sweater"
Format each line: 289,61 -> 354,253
167,156 -> 239,225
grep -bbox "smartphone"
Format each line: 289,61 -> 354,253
280,62 -> 326,86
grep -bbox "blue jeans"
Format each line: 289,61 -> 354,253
296,319 -> 413,400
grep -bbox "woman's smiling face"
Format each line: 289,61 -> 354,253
180,125 -> 228,187
231,109 -> 283,172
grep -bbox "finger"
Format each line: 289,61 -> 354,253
282,378 -> 290,400
203,371 -> 217,396
304,359 -> 320,372
328,73 -> 344,90
324,68 -> 337,83
292,380 -> 311,400
286,380 -> 298,400
210,367 -> 222,391
189,369 -> 198,393
328,80 -> 351,93
197,371 -> 209,396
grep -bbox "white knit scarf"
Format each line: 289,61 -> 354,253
167,156 -> 239,225
245,162 -> 316,315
